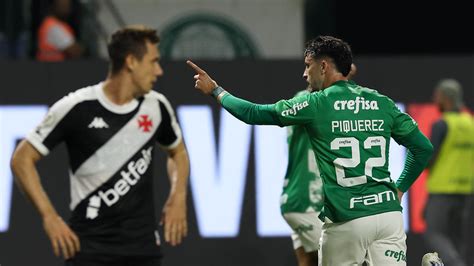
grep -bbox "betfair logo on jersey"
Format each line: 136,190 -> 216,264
281,101 -> 309,116
334,97 -> 379,114
86,146 -> 153,219
349,190 -> 396,209
385,249 -> 407,262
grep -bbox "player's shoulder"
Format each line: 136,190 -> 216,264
293,89 -> 310,97
354,83 -> 396,105
50,83 -> 99,112
144,90 -> 171,104
144,90 -> 176,112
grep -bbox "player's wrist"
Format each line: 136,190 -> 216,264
211,86 -> 224,97
211,86 -> 228,102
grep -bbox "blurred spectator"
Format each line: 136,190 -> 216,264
347,63 -> 357,80
36,0 -> 83,61
424,79 -> 474,266
0,0 -> 28,59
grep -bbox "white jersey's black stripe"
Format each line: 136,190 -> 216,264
70,141 -> 159,256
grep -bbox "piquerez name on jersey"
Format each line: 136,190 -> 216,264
26,83 -> 182,255
274,81 -> 417,223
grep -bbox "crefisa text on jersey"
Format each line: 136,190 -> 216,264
331,98 -> 384,133
280,101 -> 309,117
333,97 -> 379,114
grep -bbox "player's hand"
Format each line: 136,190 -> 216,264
161,193 -> 187,246
186,60 -> 219,94
42,214 -> 80,259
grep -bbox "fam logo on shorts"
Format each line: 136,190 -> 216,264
385,249 -> 406,262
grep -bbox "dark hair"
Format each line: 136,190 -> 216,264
107,26 -> 160,74
304,36 -> 352,76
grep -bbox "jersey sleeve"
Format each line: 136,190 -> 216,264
155,96 -> 182,149
219,90 -> 317,126
395,128 -> 434,192
274,92 -> 318,126
26,95 -> 75,155
220,93 -> 282,125
389,99 -> 418,142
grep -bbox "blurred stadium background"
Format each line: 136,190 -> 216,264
0,0 -> 472,265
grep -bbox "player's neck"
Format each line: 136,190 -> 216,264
103,74 -> 136,105
324,72 -> 347,88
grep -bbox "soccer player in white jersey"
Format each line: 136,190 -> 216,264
11,25 -> 190,266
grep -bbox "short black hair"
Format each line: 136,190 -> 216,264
304,36 -> 353,76
107,26 -> 160,74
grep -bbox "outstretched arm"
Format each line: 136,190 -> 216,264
161,141 -> 190,246
11,140 -> 80,259
186,60 -> 282,125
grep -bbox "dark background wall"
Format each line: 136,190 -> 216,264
305,0 -> 474,55
0,58 -> 473,266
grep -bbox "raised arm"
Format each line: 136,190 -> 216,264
186,60 -> 281,125
187,60 -> 315,126
11,140 -> 80,259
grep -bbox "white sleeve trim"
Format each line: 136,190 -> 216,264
26,133 -> 50,156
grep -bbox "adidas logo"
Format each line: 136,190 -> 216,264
88,117 -> 109,128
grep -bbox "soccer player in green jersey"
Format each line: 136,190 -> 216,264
187,36 -> 433,265
282,88 -> 324,266
281,65 -> 357,266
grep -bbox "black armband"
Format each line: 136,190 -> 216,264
211,86 -> 225,98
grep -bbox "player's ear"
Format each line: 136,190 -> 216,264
125,54 -> 138,72
320,60 -> 328,75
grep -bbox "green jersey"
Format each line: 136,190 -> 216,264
281,90 -> 324,214
220,80 -> 432,223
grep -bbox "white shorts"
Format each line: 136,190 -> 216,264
319,211 -> 406,266
283,212 -> 322,253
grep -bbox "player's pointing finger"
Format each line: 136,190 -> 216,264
186,60 -> 206,75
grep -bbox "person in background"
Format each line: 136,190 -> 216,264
12,25 -> 189,266
281,63 -> 357,266
36,0 -> 83,61
281,85 -> 323,266
424,79 -> 474,266
187,36 -> 433,265
348,63 -> 357,80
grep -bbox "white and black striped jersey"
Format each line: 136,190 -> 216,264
27,82 -> 182,256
